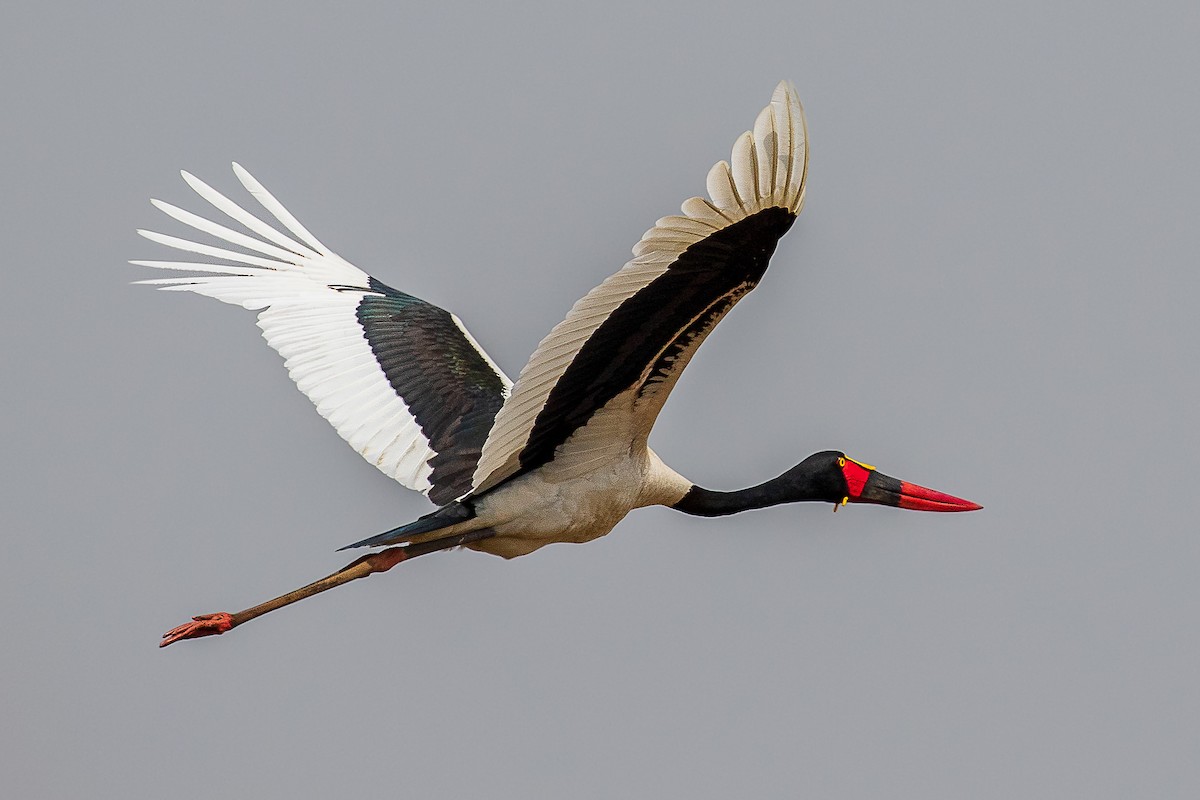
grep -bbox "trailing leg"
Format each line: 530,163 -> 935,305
159,529 -> 496,647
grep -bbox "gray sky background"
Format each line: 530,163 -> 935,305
3,2 -> 1198,797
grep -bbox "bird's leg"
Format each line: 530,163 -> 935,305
159,529 -> 496,647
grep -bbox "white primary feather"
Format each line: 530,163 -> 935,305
471,81 -> 808,493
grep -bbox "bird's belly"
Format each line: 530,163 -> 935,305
467,465 -> 644,559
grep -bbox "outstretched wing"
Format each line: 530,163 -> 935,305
471,81 -> 807,493
135,164 -> 511,504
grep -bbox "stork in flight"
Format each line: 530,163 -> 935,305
138,82 -> 980,647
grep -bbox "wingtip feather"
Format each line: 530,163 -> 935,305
232,163 -> 333,256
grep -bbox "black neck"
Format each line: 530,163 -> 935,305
672,473 -> 828,518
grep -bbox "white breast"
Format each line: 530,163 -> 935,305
465,384 -> 692,558
467,451 -> 690,559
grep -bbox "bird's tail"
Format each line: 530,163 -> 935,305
339,501 -> 478,550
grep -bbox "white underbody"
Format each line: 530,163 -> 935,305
461,444 -> 688,558
429,384 -> 689,558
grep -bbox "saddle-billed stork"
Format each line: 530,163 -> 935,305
137,81 -> 980,647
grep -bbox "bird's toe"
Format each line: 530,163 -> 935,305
159,612 -> 234,647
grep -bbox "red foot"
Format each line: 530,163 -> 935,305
160,612 -> 235,648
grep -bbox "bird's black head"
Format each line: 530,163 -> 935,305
780,449 -> 982,511
777,450 -> 853,504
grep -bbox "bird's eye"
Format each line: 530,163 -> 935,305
837,457 -> 846,467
